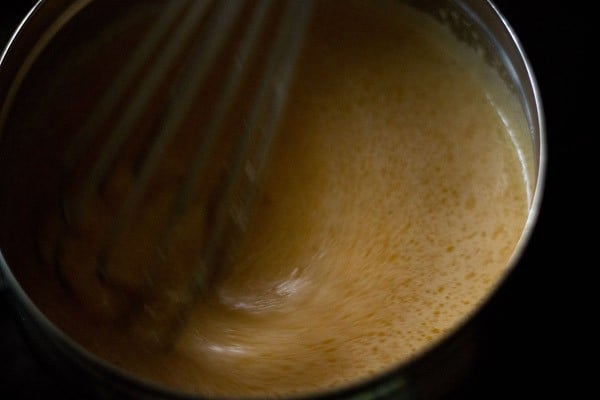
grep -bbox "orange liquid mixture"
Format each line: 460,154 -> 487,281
1,0 -> 533,397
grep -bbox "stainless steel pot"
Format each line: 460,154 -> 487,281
0,0 -> 545,398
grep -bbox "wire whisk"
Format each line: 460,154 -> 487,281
37,0 -> 314,347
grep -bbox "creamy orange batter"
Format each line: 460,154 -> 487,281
4,0 -> 533,397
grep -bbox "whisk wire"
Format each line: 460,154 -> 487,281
62,0 -> 189,171
97,0 -> 247,282
133,0 -> 277,289
65,0 -> 212,223
173,0 -> 315,326
191,0 -> 315,288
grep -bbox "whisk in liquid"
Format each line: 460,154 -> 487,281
37,0 -> 314,347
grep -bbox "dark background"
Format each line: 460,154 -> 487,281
0,1 -> 593,399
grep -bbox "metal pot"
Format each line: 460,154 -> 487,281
0,0 -> 545,398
